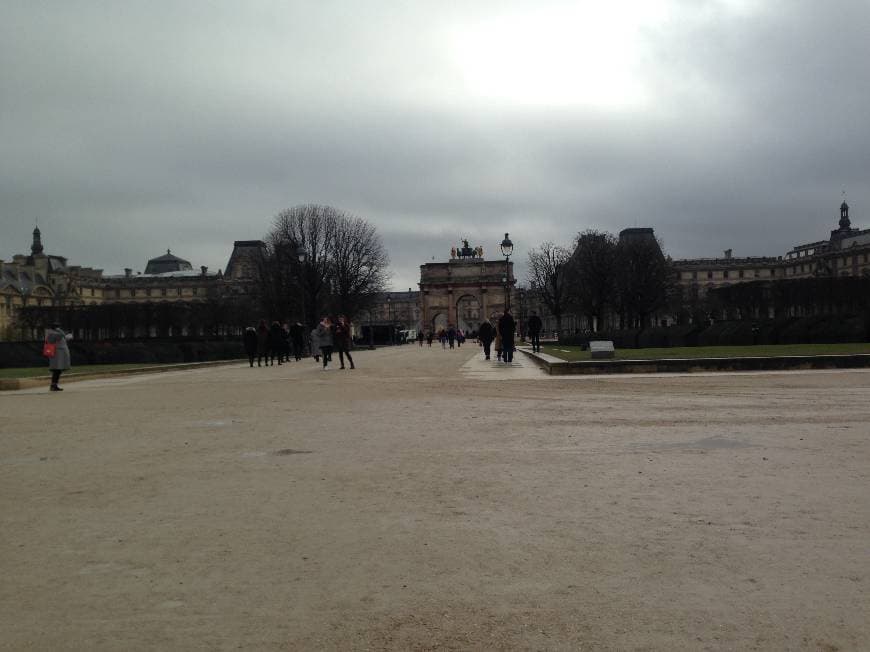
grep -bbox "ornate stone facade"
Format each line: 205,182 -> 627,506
674,201 -> 870,301
0,230 -> 261,340
419,244 -> 515,334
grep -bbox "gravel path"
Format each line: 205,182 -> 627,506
2,344 -> 869,650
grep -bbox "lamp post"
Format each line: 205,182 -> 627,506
500,232 -> 513,312
295,243 -> 308,353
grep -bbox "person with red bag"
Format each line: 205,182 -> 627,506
44,321 -> 72,391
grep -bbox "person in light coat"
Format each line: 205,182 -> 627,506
316,316 -> 334,369
45,321 -> 72,391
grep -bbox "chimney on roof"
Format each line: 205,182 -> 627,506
201,265 -> 208,276
124,268 -> 132,278
724,249 -> 732,259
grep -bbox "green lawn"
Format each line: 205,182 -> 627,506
540,342 -> 870,362
0,363 -> 162,380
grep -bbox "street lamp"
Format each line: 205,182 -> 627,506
295,244 -> 309,353
500,232 -> 513,312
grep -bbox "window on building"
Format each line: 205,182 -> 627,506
707,271 -> 713,279
692,271 -> 697,280
738,270 -> 744,278
115,288 -> 120,298
723,270 -> 729,279
161,288 -> 167,296
192,287 -> 198,296
753,269 -> 759,278
177,287 -> 182,296
770,269 -> 776,277
145,288 -> 152,297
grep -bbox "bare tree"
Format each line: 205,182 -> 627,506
329,215 -> 389,319
614,235 -> 672,329
264,205 -> 337,327
566,230 -> 617,332
262,204 -> 389,327
527,242 -> 572,333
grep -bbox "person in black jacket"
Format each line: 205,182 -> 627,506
498,310 -> 516,364
527,310 -> 543,353
477,319 -> 495,360
268,321 -> 284,365
334,315 -> 355,369
289,321 -> 305,360
243,326 -> 258,367
256,320 -> 269,367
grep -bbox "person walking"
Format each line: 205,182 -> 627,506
243,326 -> 258,367
494,319 -> 503,362
499,309 -> 517,364
334,315 -> 355,370
478,318 -> 495,360
256,320 -> 269,367
316,316 -> 334,369
447,326 -> 456,349
44,321 -> 72,391
527,310 -> 543,353
426,331 -> 433,347
268,321 -> 284,365
281,322 -> 291,362
416,331 -> 424,347
289,321 -> 305,361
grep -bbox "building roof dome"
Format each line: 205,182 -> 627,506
144,249 -> 193,275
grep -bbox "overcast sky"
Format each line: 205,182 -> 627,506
2,0 -> 869,290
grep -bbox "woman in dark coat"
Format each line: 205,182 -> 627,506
256,320 -> 269,367
45,322 -> 72,391
477,319 -> 495,360
334,315 -> 355,370
268,321 -> 284,365
498,310 -> 516,364
243,326 -> 258,367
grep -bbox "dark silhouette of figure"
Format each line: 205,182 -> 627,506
256,320 -> 269,367
527,310 -> 543,353
426,331 -> 433,347
477,319 -> 495,360
417,331 -> 424,347
447,326 -> 456,349
334,315 -> 355,369
243,326 -> 258,367
268,321 -> 284,365
498,310 -> 516,364
289,322 -> 305,360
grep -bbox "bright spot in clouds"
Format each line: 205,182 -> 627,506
448,1 -> 672,109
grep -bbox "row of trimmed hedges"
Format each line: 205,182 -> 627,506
0,339 -> 247,369
559,314 -> 870,349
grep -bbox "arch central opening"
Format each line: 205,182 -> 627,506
456,294 -> 482,334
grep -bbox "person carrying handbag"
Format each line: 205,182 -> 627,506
44,321 -> 72,391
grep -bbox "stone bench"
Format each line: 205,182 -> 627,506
589,340 -> 615,359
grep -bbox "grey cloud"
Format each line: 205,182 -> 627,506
2,1 -> 868,290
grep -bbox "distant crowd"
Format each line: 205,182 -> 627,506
415,309 -> 544,363
243,316 -> 355,370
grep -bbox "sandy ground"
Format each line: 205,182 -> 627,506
1,344 -> 868,651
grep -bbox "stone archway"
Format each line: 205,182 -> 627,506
430,312 -> 448,333
455,294 -> 482,333
419,250 -> 514,336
